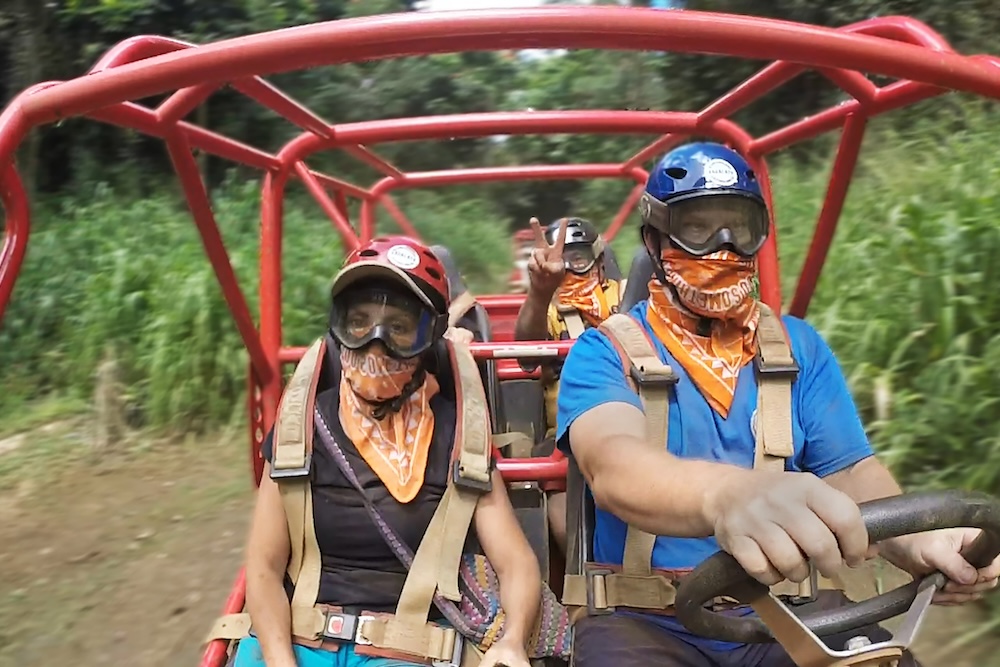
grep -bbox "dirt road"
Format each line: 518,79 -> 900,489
0,421 -> 996,666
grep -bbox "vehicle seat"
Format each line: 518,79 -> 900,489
600,242 -> 623,281
619,246 -> 656,312
429,244 -> 505,432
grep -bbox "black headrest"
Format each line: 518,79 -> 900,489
619,246 -> 656,313
601,243 -> 623,281
429,244 -> 468,300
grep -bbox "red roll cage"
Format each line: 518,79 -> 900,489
1,7 -> 999,666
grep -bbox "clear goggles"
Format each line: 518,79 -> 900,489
329,285 -> 439,359
642,192 -> 770,257
563,245 -> 598,275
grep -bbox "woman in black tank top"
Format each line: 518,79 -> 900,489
237,237 -> 541,667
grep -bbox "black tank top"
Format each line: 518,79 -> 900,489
261,354 -> 471,616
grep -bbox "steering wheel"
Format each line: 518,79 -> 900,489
674,490 -> 1000,667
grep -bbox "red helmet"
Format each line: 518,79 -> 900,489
328,236 -> 451,358
330,235 -> 450,314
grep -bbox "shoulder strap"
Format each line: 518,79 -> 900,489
753,303 -> 797,474
561,314 -> 679,613
556,303 -> 586,339
597,314 -> 676,575
271,337 -> 326,611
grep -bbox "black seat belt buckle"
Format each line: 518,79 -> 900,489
321,610 -> 359,641
452,459 -> 493,493
270,452 -> 312,479
753,354 -> 799,381
585,567 -> 615,616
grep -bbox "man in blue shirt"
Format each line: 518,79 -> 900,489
557,142 -> 1000,666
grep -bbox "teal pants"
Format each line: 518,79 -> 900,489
232,636 -> 423,667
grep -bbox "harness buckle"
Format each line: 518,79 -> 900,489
320,611 -> 358,641
269,452 -> 312,479
431,629 -> 465,667
629,363 -> 678,388
753,354 -> 799,381
353,614 -> 376,646
451,460 -> 493,493
585,567 -> 615,616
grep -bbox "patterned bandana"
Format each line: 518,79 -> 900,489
338,347 -> 439,503
645,248 -> 760,417
556,270 -> 611,327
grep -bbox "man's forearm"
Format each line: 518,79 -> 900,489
514,286 -> 554,342
582,430 -> 753,538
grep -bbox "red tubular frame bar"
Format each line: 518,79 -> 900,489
1,10 -> 1000,666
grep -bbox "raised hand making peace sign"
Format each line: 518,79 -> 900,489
527,216 -> 568,297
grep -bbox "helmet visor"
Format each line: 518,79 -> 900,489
330,284 -> 438,359
664,194 -> 770,257
563,245 -> 597,275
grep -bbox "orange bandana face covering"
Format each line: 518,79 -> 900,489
557,270 -> 610,327
338,347 -> 439,503
645,248 -> 760,417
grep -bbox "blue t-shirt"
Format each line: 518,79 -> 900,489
555,301 -> 874,651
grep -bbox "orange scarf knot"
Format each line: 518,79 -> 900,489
645,248 -> 760,417
338,347 -> 439,503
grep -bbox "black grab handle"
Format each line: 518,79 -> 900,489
674,490 -> 1000,644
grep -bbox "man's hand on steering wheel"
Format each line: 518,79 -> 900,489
879,527 -> 1000,605
709,469 -> 871,586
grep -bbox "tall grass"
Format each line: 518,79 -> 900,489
772,109 -> 1000,494
0,177 -> 511,431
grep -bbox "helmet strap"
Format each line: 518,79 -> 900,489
367,365 -> 427,420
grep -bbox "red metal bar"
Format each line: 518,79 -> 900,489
89,35 -> 193,73
698,61 -> 804,125
309,171 -> 370,200
369,165 -> 647,199
0,164 -> 29,328
295,162 -> 361,252
334,190 -> 351,226
157,83 -> 218,125
165,132 -> 274,383
89,101 -> 281,170
233,77 -> 333,140
198,568 -> 246,667
496,456 -> 567,483
605,183 -> 646,242
359,199 -> 376,245
819,68 -> 878,104
260,171 -> 287,450
623,132 -> 685,170
249,366 -> 266,486
21,9 -> 999,130
343,144 -> 406,180
378,194 -> 422,239
789,112 -> 868,318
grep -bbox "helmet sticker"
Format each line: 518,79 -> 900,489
386,244 -> 421,270
703,158 -> 739,188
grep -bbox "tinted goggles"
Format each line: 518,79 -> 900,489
329,285 -> 438,359
641,192 -> 770,257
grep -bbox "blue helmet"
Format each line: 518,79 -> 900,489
639,142 -> 769,258
644,141 -> 763,203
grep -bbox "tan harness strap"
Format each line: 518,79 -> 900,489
562,314 -> 679,613
364,338 -> 492,656
448,291 -> 478,328
754,304 -> 797,474
557,305 -> 587,339
272,338 -> 325,596
597,314 -> 676,576
493,431 -> 535,458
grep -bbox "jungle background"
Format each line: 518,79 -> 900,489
2,0 -> 1000,665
